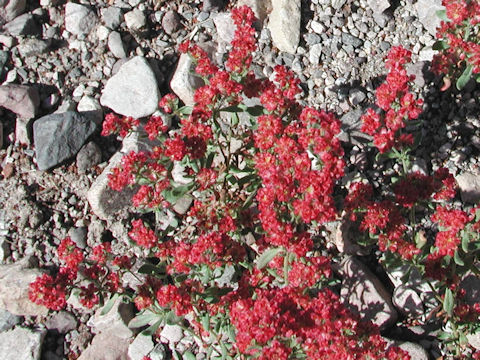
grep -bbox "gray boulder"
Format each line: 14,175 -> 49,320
33,111 -> 97,171
268,0 -> 301,54
0,84 -> 39,119
65,2 -> 98,36
0,327 -> 46,360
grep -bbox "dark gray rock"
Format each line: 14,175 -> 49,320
339,108 -> 371,145
162,10 -> 181,35
33,111 -> 97,171
203,0 -> 224,11
76,141 -> 102,174
3,13 -> 40,36
17,38 -> 51,58
342,32 -> 363,48
0,50 -> 8,78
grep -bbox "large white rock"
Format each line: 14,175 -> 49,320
100,56 -> 159,118
340,256 -> 397,330
0,327 -> 46,360
87,297 -> 134,339
0,259 -> 48,317
65,2 -> 98,36
268,0 -> 300,54
170,53 -> 203,106
415,0 -> 444,36
78,332 -> 130,360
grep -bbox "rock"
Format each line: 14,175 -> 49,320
460,275 -> 480,306
68,226 -> 88,249
308,43 -> 322,64
162,10 -> 181,35
87,132 -> 145,220
76,141 -> 102,174
128,334 -> 155,360
0,0 -> 26,25
45,311 -> 77,333
348,88 -> 366,106
203,0 -> 224,11
160,324 -> 183,344
407,61 -> 427,88
339,108 -> 370,145
0,327 -> 46,360
173,195 -> 193,215
237,0 -> 271,24
415,0 -> 444,36
108,31 -> 126,58
0,84 -> 39,119
268,0 -> 301,54
170,53 -> 204,106
332,0 -> 347,9
78,332 -> 130,360
15,117 -> 31,144
396,341 -> 429,360
3,13 -> 39,36
33,111 -> 97,171
87,297 -> 134,339
0,309 -> 21,332
213,12 -> 235,51
77,95 -> 103,125
100,56 -> 159,118
467,332 -> 480,351
124,9 -> 146,33
17,38 -> 51,58
101,6 -> 123,29
456,171 -> 480,204
392,285 -> 424,317
0,259 -> 48,316
340,256 -> 397,330
332,216 -> 370,256
0,50 -> 8,78
367,0 -> 390,14
342,32 -> 363,48
65,2 -> 98,36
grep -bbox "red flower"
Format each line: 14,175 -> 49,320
129,219 -> 158,249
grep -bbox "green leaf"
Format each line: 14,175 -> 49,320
177,106 -> 193,115
129,312 -> 160,329
183,351 -> 196,360
165,310 -> 182,325
245,105 -> 265,117
454,250 -> 465,266
162,183 -> 193,205
443,288 -> 454,317
456,64 -> 473,90
220,104 -> 246,113
141,319 -> 162,336
231,112 -> 239,127
436,9 -> 450,22
201,313 -> 210,332
100,293 -> 119,315
462,232 -> 470,252
138,263 -> 166,277
256,247 -> 283,269
432,40 -> 449,50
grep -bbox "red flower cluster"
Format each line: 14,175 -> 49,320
101,113 -> 140,138
431,205 -> 469,257
361,46 -> 423,153
432,0 -> 480,80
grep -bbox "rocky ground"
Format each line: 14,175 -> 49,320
0,0 -> 479,359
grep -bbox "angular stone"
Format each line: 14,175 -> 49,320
392,285 -> 424,317
237,0 -> 272,24
0,84 -> 39,119
101,6 -> 123,29
160,324 -> 183,344
367,0 -> 390,14
0,260 -> 48,316
100,56 -> 159,118
76,141 -> 102,174
268,0 -> 301,54
213,12 -> 235,52
87,132 -> 147,220
108,31 -> 126,58
3,13 -> 39,36
338,108 -> 371,145
0,327 -> 46,360
77,95 -> 103,125
0,309 -> 21,332
45,311 -> 77,333
162,10 -> 181,35
33,111 -> 97,171
340,256 -> 397,330
78,332 -> 130,360
415,0 -> 444,36
170,53 -> 203,106
124,9 -> 146,33
456,171 -> 480,204
0,0 -> 27,25
87,298 -> 134,339
65,2 -> 98,36
128,334 -> 155,360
